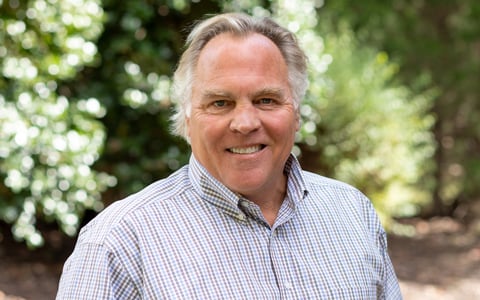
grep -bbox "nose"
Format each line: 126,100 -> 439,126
229,103 -> 261,134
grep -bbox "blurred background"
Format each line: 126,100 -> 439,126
0,0 -> 479,299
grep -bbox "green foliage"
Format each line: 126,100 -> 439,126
302,27 -> 435,223
0,0 -> 114,247
320,0 -> 480,216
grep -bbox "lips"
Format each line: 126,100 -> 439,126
228,144 -> 265,154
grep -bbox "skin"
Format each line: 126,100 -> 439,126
187,33 -> 300,225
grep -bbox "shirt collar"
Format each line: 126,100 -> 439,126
284,154 -> 309,205
188,154 -> 308,222
189,155 -> 244,221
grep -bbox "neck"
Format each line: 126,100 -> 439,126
246,176 -> 287,226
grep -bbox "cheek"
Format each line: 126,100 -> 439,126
283,112 -> 300,133
189,115 -> 223,142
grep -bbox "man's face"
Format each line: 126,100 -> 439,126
187,33 -> 299,200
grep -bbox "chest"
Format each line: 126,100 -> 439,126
133,212 -> 382,299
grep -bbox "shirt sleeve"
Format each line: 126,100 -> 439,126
360,192 -> 403,299
56,242 -> 140,299
378,229 -> 403,299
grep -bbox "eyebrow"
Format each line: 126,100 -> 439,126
201,90 -> 234,100
251,87 -> 287,99
201,87 -> 287,100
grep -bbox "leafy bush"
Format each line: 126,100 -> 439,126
300,25 -> 436,226
0,0 -> 114,247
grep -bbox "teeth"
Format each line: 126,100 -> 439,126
229,145 -> 262,154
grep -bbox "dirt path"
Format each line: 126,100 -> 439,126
389,217 -> 480,300
1,217 -> 479,299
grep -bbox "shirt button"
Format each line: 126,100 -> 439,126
285,281 -> 293,290
237,213 -> 246,221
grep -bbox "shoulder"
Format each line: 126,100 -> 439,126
302,170 -> 363,196
300,170 -> 377,219
299,170 -> 385,243
76,165 -> 191,245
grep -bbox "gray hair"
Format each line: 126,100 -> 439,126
170,12 -> 308,140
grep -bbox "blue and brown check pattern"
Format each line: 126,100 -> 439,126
57,154 -> 402,299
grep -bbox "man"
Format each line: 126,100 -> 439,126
57,13 -> 402,299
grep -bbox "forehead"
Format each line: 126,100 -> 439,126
194,33 -> 289,89
196,32 -> 286,71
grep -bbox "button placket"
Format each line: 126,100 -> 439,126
269,226 -> 296,298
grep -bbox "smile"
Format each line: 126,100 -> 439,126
228,145 -> 265,154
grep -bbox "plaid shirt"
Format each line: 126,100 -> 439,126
57,154 -> 402,299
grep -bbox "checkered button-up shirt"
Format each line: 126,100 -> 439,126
57,154 -> 402,299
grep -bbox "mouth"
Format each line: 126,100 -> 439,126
227,144 -> 265,154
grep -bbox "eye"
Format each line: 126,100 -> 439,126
254,97 -> 278,107
260,98 -> 273,104
204,99 -> 232,114
213,100 -> 227,107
